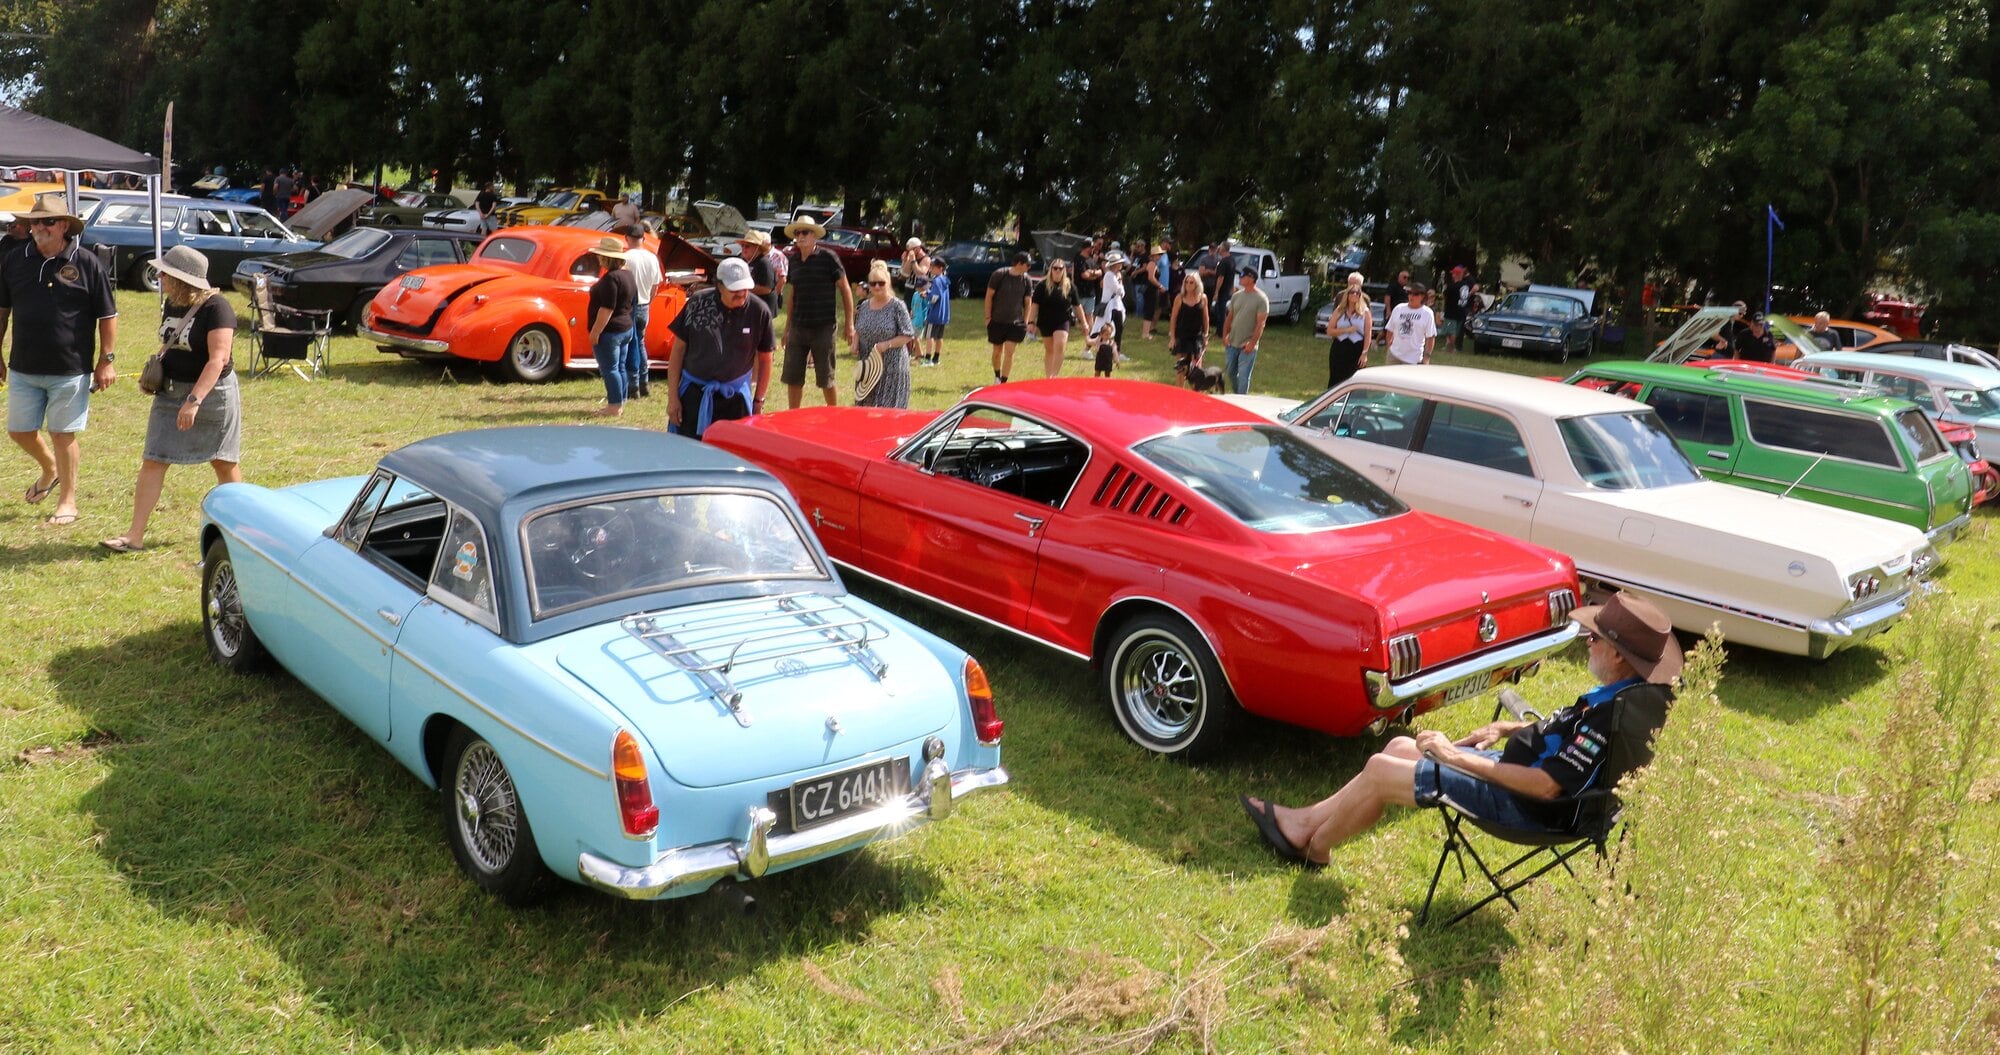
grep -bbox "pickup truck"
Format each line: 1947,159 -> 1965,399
1228,246 -> 1312,324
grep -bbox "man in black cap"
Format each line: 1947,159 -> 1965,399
1240,592 -> 1682,869
1728,312 -> 1777,363
0,194 -> 118,527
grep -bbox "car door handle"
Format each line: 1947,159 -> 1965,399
1704,450 -> 1730,461
1013,512 -> 1045,537
1503,493 -> 1534,507
375,607 -> 402,627
1368,463 -> 1398,475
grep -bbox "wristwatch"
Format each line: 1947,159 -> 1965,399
99,352 -> 115,364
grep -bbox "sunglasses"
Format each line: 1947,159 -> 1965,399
30,218 -> 63,228
868,280 -> 888,287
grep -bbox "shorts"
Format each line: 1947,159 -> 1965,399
1413,749 -> 1562,833
925,321 -> 947,340
987,320 -> 1027,346
782,322 -> 837,388
1440,318 -> 1462,337
6,371 -> 91,433
1039,322 -> 1069,336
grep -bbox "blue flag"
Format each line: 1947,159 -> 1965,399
1768,204 -> 1785,231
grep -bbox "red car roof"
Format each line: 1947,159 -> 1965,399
966,378 -> 1266,449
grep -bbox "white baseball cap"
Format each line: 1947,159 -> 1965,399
716,256 -> 755,292
905,237 -> 922,249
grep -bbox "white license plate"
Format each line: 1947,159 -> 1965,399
1500,337 -> 1524,349
399,274 -> 425,290
788,758 -> 908,832
1441,672 -> 1500,706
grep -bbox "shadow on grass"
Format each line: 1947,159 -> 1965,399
1713,638 -> 1891,724
57,623 -> 941,1050
1389,912 -> 1517,1043
837,577 -> 1390,875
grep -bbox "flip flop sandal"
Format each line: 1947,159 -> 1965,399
98,537 -> 145,553
1239,794 -> 1325,871
24,476 -> 58,504
44,513 -> 78,527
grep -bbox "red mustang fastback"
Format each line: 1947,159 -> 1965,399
360,225 -> 717,383
706,380 -> 1582,757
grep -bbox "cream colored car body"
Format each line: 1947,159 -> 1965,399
1228,367 -> 1934,658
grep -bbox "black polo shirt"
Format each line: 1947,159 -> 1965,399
787,245 -> 846,327
669,288 -> 774,381
0,238 -> 118,376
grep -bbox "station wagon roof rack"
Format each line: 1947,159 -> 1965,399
623,592 -> 889,728
1703,365 -> 1882,403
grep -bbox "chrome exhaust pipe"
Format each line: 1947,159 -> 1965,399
713,880 -> 757,916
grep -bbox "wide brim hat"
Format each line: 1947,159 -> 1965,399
736,230 -> 771,248
588,236 -> 629,260
147,244 -> 214,291
20,193 -> 83,237
854,348 -> 885,402
785,217 -> 827,239
1103,251 -> 1128,267
1571,593 -> 1684,685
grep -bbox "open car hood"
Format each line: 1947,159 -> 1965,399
691,200 -> 748,239
285,188 -> 372,241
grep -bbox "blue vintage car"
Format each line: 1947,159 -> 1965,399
197,427 -> 1008,904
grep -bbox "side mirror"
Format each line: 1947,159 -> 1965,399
1264,267 -> 1277,278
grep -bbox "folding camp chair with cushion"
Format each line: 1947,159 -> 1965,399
247,271 -> 332,380
1417,685 -> 1670,926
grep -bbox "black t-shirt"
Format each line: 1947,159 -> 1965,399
1498,679 -> 1672,825
1030,282 -> 1081,329
987,269 -> 1031,325
1731,326 -> 1776,362
0,239 -> 118,376
1444,280 -> 1473,320
160,296 -> 237,382
1075,254 -> 1102,299
669,288 -> 775,381
747,253 -> 778,312
1213,255 -> 1237,306
475,189 -> 499,216
787,245 -> 846,327
588,269 -> 637,334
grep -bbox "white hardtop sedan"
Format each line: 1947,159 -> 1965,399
1230,366 -> 1936,658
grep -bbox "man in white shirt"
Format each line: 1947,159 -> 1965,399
618,223 -> 664,397
1385,284 -> 1437,364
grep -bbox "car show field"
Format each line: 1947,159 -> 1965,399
1,289 -> 1995,1054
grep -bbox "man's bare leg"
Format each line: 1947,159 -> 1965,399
1265,740 -> 1423,862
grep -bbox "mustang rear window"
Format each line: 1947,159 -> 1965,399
522,491 -> 826,618
1560,412 -> 1704,490
1135,426 -> 1404,532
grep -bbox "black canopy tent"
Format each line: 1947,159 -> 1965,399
0,104 -> 165,272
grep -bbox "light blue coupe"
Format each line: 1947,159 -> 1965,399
198,426 -> 1008,904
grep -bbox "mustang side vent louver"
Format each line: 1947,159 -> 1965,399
1092,463 -> 1191,523
1388,633 -> 1422,680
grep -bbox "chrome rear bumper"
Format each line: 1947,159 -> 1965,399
1808,584 -> 1923,660
1362,623 -> 1580,715
358,323 -> 449,354
576,760 -> 1008,900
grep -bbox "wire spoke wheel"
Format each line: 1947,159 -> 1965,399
206,559 -> 246,658
453,741 -> 522,875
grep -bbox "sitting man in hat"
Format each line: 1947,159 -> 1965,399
1241,592 -> 1683,869
0,193 -> 118,527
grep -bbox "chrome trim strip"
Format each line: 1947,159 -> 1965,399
1807,588 -> 1917,660
1717,471 -> 1924,514
359,323 -> 449,354
1362,623 -> 1579,709
1927,511 -> 1972,544
212,524 -> 608,781
577,763 -> 1009,899
1579,567 -> 1812,632
831,558 -> 1091,660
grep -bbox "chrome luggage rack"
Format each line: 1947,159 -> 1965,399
622,592 -> 890,727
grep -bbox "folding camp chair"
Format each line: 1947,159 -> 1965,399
1418,687 -> 1668,926
246,271 -> 332,380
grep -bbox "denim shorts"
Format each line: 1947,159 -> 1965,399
7,371 -> 91,433
1413,749 -> 1561,832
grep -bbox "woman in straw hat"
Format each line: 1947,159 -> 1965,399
852,260 -> 914,408
584,236 -> 638,417
99,246 -> 241,552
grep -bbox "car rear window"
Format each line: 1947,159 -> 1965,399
1742,400 -> 1902,468
93,202 -> 180,228
1893,407 -> 1948,462
1135,425 -> 1405,533
521,491 -> 826,618
1418,402 -> 1533,476
477,237 -> 537,264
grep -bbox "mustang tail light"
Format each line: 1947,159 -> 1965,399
965,657 -> 1003,744
1388,633 -> 1422,681
612,729 -> 659,838
1547,588 -> 1578,627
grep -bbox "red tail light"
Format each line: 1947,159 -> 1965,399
965,657 -> 1003,744
612,729 -> 659,837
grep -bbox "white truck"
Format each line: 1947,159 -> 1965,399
1228,246 -> 1312,324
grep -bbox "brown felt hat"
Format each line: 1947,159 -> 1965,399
1571,592 -> 1684,685
19,193 -> 83,237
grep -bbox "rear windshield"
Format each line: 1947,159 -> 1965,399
318,227 -> 392,259
477,237 -> 537,264
521,491 -> 826,618
1560,411 -> 1704,490
1134,425 -> 1405,532
1743,400 -> 1902,468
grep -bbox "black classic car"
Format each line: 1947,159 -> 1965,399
232,226 -> 484,329
1464,284 -> 1600,362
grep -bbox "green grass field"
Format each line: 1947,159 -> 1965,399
0,291 -> 1993,1053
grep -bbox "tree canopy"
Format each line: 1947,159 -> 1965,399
8,0 -> 2000,333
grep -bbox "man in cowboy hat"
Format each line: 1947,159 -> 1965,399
1240,592 -> 1683,869
0,193 -> 118,527
735,229 -> 779,314
666,257 -> 773,442
779,215 -> 854,409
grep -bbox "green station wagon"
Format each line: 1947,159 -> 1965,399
1564,362 -> 1973,543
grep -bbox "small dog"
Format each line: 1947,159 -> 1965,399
1177,358 -> 1226,393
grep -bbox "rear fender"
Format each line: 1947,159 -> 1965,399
447,296 -> 573,365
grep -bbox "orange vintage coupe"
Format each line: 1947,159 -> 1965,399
361,226 -> 716,382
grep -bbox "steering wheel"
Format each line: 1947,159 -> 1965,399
566,506 -> 637,581
965,436 -> 1022,489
